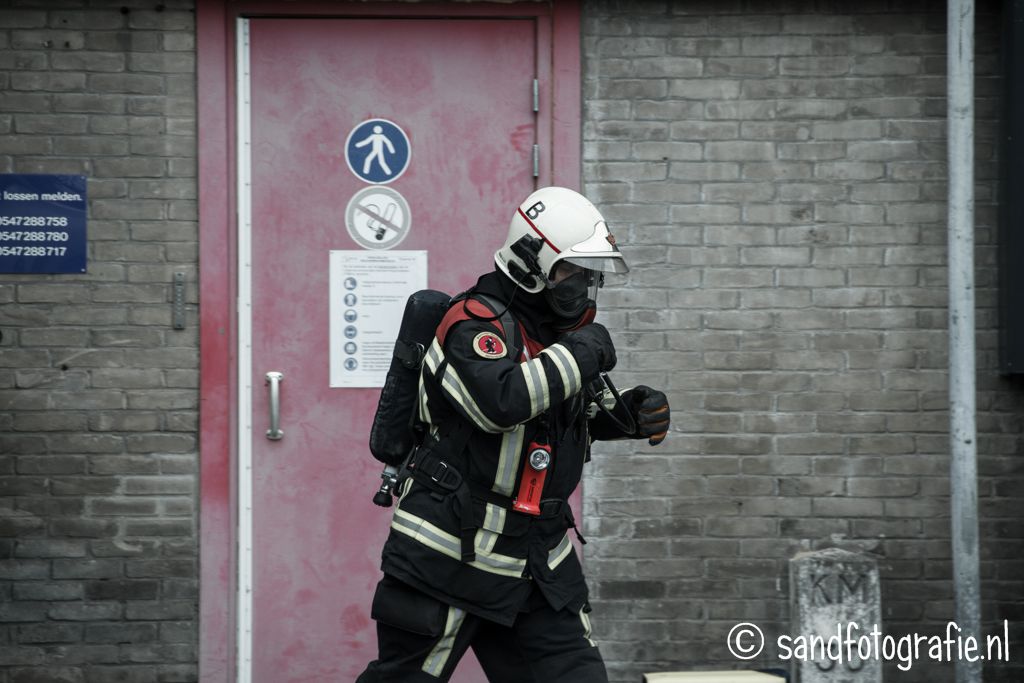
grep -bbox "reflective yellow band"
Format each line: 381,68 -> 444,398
422,605 -> 466,677
547,532 -> 574,570
580,606 -> 596,648
477,504 -> 506,553
520,356 -> 550,418
541,343 -> 581,397
392,508 -> 526,578
428,341 -> 506,433
493,427 -> 524,496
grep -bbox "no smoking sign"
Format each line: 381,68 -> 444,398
344,186 -> 411,250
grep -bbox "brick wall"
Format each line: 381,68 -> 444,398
582,1 -> 1024,682
0,2 -> 198,681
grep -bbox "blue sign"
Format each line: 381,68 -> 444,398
344,119 -> 411,184
0,174 -> 87,273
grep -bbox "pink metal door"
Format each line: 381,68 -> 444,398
245,16 -> 541,681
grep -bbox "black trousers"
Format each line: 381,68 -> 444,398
356,575 -> 608,683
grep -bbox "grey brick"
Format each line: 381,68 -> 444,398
125,560 -> 194,579
50,517 -> 119,538
704,100 -> 776,120
52,559 -> 122,580
15,457 -> 87,476
10,72 -> 86,92
85,580 -> 159,602
89,498 -> 157,516
668,37 -> 740,56
84,623 -> 159,646
776,100 -> 850,121
853,55 -> 922,76
706,57 -> 777,77
812,120 -> 883,140
782,14 -> 854,34
631,141 -> 701,161
594,78 -> 667,100
595,37 -> 667,58
741,35 -> 813,56
123,520 -> 193,537
13,583 -> 83,602
778,56 -> 852,76
708,15 -> 781,35
705,140 -> 774,161
742,161 -> 812,180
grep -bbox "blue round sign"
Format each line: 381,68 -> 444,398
344,119 -> 411,185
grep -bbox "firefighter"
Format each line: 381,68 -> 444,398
357,187 -> 671,682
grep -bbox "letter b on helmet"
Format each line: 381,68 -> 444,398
525,201 -> 546,220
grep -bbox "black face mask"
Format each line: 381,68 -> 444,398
544,271 -> 593,320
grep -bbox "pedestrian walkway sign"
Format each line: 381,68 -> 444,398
345,119 -> 411,184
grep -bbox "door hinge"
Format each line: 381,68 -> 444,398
532,144 -> 539,178
532,78 -> 539,113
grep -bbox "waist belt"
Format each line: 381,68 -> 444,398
407,449 -> 575,563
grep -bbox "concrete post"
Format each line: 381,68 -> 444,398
946,1 -> 982,682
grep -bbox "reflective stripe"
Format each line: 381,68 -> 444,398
422,606 -> 466,677
541,343 -> 581,397
398,476 -> 414,501
392,507 -> 461,559
392,508 -> 526,578
421,342 -> 441,424
478,503 -> 505,553
520,357 -> 550,418
427,341 -> 506,433
494,427 -> 525,496
418,366 -> 431,425
580,606 -> 596,648
440,362 -> 506,433
425,339 -> 509,432
476,529 -> 499,554
425,339 -> 443,371
547,532 -> 573,570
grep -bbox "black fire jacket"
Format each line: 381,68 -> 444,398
379,291 -> 626,626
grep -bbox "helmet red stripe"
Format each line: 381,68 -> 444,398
517,208 -> 561,254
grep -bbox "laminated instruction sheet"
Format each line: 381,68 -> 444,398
329,250 -> 428,388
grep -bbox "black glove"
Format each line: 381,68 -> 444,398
623,385 -> 670,446
561,322 -> 617,379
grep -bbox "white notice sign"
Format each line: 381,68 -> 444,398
329,250 -> 428,388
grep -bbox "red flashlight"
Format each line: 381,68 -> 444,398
512,442 -> 552,516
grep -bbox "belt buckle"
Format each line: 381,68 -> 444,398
430,461 -> 449,484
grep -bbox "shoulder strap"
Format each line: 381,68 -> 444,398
434,293 -> 522,361
435,298 -> 498,347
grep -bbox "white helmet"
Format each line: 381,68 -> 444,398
494,186 -> 629,294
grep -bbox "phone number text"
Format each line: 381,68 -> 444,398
0,216 -> 70,228
0,231 -> 71,242
0,246 -> 69,257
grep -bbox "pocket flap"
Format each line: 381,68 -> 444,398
370,575 -> 445,636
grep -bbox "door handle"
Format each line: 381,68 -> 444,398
265,371 -> 284,440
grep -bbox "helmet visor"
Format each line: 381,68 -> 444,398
563,255 -> 629,274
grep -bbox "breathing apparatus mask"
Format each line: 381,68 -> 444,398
544,260 -> 604,321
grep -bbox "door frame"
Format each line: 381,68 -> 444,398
197,2 -> 581,680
